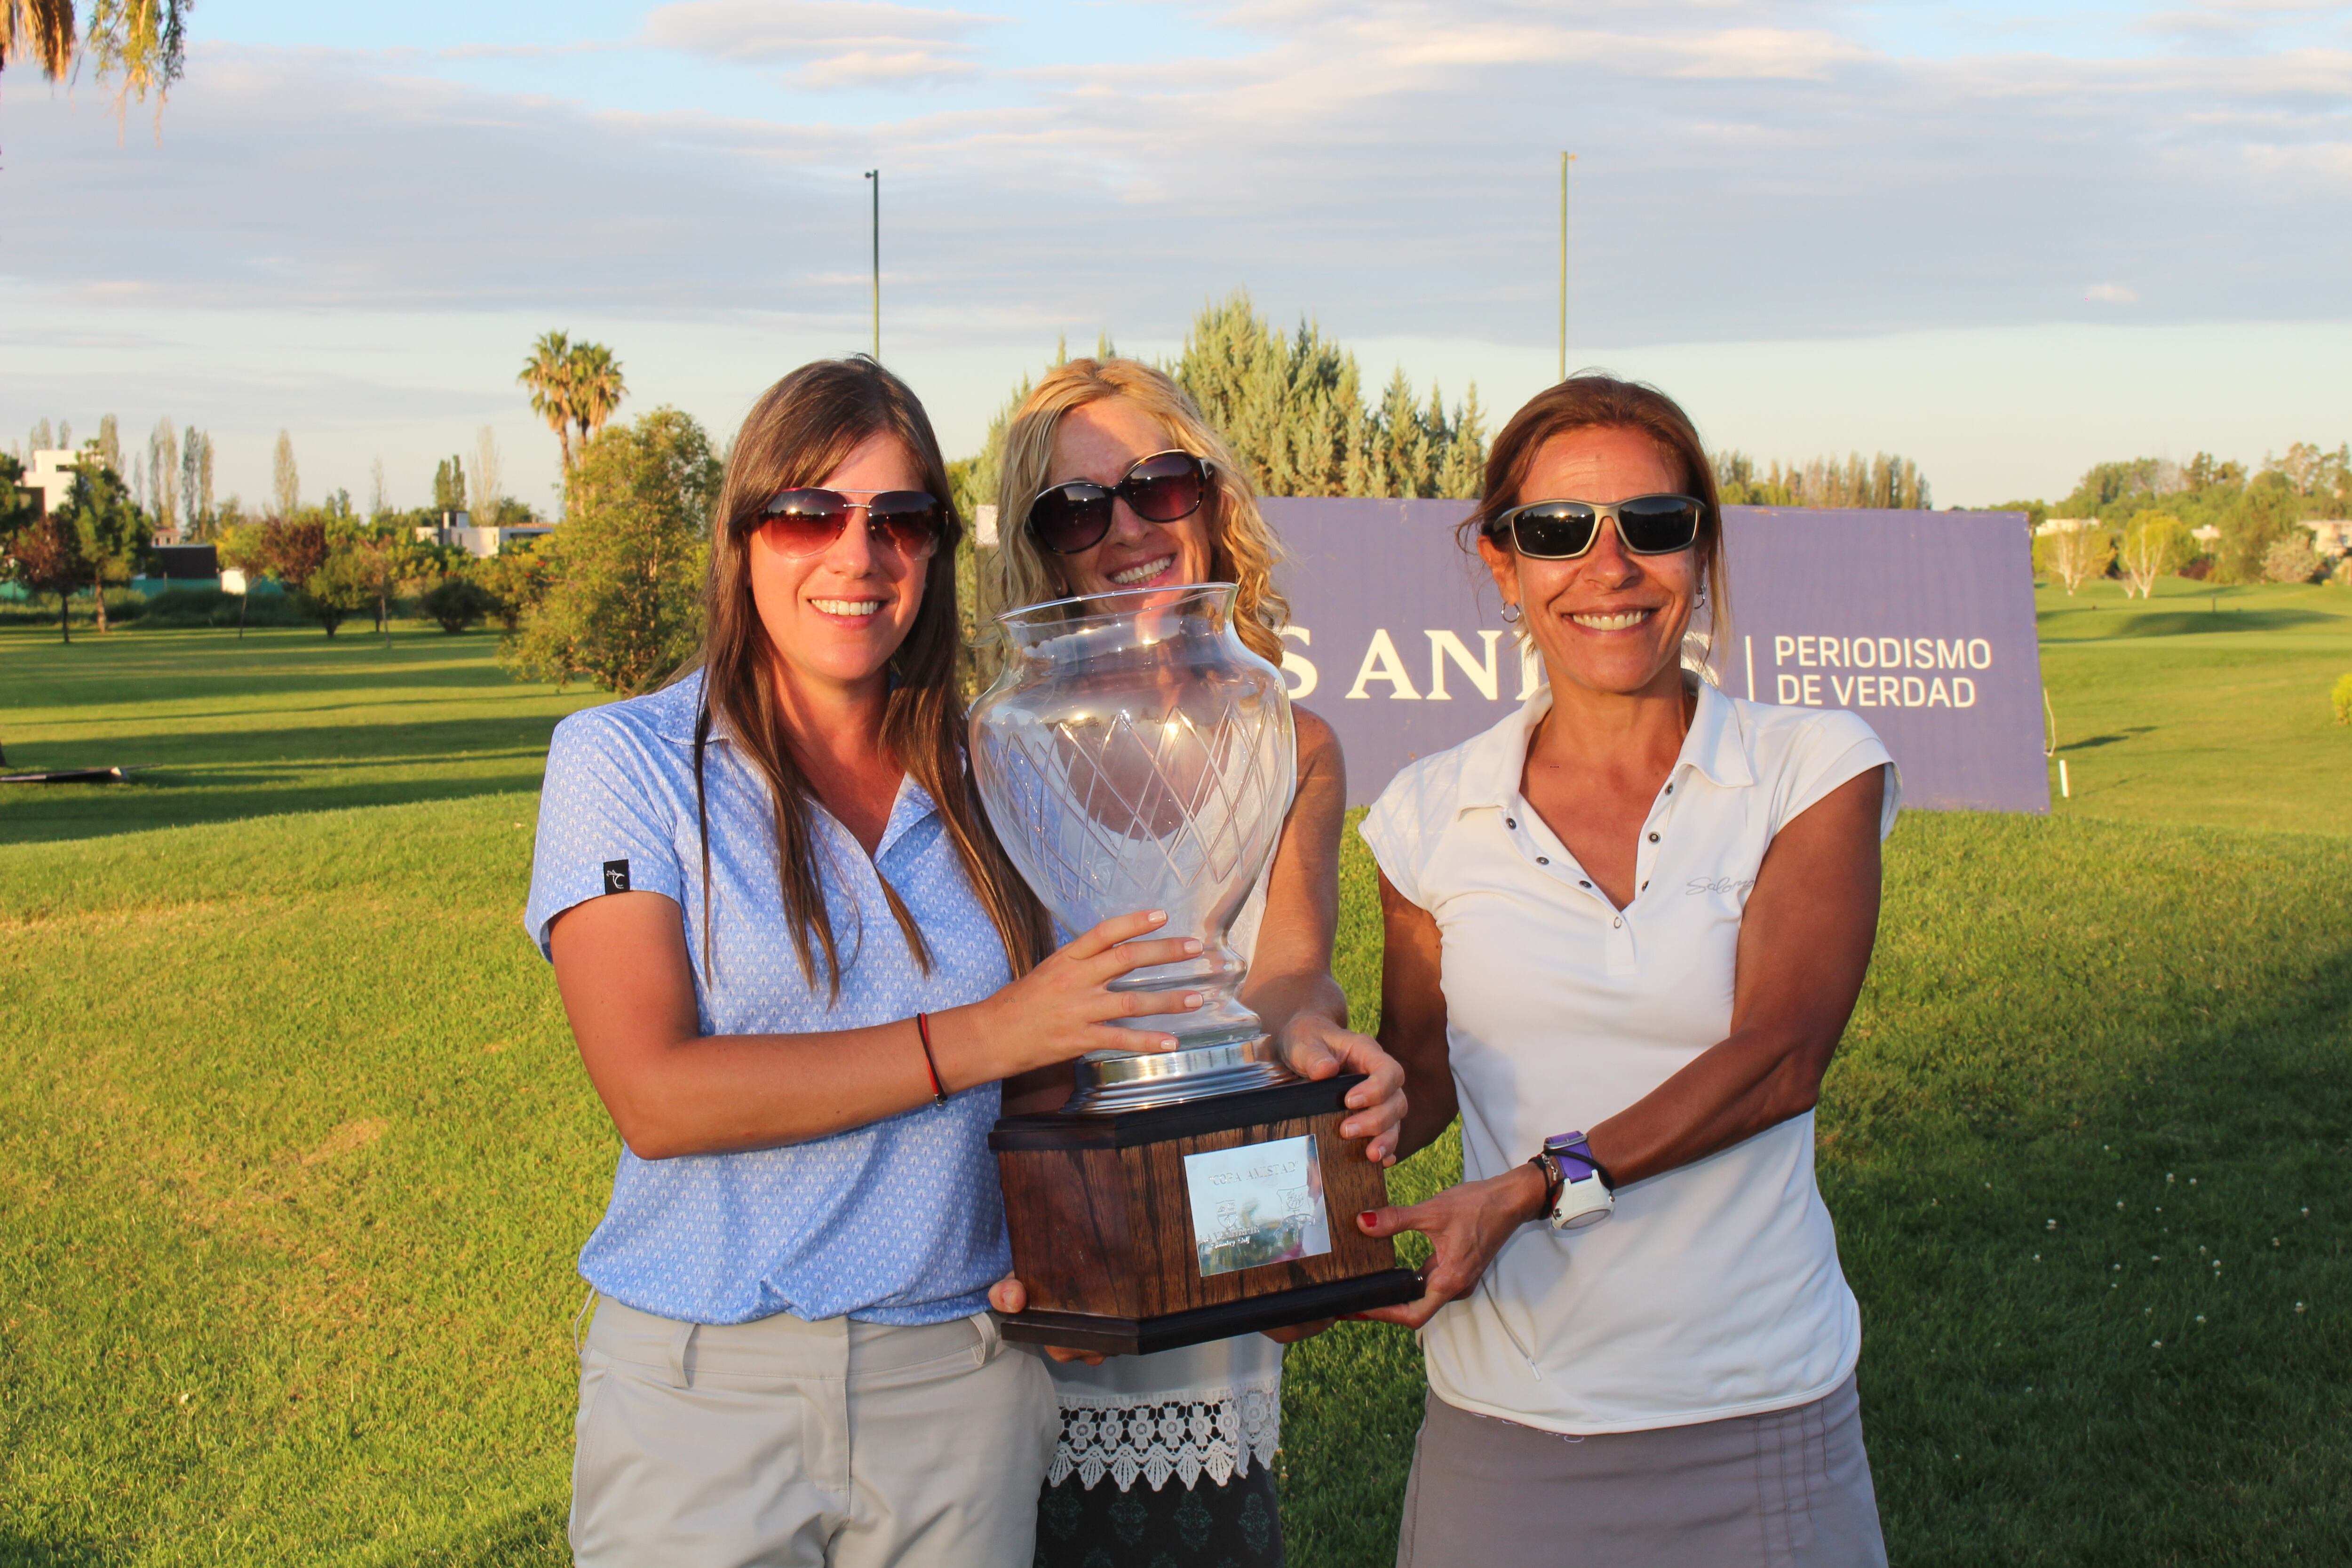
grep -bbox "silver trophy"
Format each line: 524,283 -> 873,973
971,582 -> 1301,1113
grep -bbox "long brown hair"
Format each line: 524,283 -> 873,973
983,358 -> 1290,665
1463,374 -> 1731,667
690,357 -> 1050,995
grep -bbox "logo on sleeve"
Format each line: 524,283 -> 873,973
602,860 -> 632,894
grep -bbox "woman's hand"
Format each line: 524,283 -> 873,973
1351,1162 -> 1548,1331
947,911 -> 1203,1083
1275,1014 -> 1407,1166
987,1275 -> 1104,1364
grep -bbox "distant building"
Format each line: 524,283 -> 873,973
2035,517 -> 2098,535
2302,520 -> 2351,558
411,510 -> 554,559
17,449 -> 85,519
2190,525 -> 2221,544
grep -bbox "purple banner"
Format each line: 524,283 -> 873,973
1258,498 -> 2048,813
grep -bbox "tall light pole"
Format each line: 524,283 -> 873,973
864,169 -> 880,361
1558,151 -> 1574,383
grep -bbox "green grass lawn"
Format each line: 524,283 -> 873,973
3,587 -> 2348,1567
2038,575 -> 2351,838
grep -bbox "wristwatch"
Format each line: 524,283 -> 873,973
1530,1131 -> 1616,1230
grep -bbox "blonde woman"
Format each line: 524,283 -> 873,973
980,358 -> 1406,1568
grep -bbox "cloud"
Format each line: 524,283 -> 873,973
4,2 -> 2348,357
642,0 -> 999,60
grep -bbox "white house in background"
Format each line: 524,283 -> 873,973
17,449 -> 86,519
2301,519 -> 2351,557
2035,516 -> 2098,535
411,511 -> 555,559
2191,525 -> 2222,545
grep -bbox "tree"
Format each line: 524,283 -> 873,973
470,544 -> 550,633
1172,294 -> 1486,500
470,425 -> 503,519
421,574 -> 497,634
569,343 -> 628,456
51,454 -> 151,631
1,0 -> 191,127
1714,450 -> 1932,509
180,427 -> 213,538
0,451 -> 81,645
369,456 -> 389,519
273,430 -> 300,517
520,330 -> 579,475
257,515 -> 331,590
148,416 -> 178,538
2264,536 -> 2323,585
299,540 -> 379,638
2217,471 -> 2299,584
504,408 -> 718,694
433,455 -> 469,513
2118,513 -> 2185,598
2045,521 -> 2114,595
95,413 -> 120,476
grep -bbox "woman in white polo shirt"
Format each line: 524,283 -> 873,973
1358,375 -> 1899,1566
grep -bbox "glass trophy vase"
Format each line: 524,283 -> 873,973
970,582 -> 1300,1113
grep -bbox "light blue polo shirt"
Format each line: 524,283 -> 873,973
525,673 -> 1015,1327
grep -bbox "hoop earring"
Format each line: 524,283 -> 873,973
1695,579 -> 1709,610
1500,601 -> 1522,624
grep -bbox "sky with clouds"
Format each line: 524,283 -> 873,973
3,0 -> 2347,511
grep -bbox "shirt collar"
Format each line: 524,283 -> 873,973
651,670 -> 945,853
1460,672 -> 1755,815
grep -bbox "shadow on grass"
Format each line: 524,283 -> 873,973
434,1499 -> 569,1567
2081,608 -> 2335,639
0,714 -> 572,844
2062,727 -> 2156,750
0,1530 -> 129,1567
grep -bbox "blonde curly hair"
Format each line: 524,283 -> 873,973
982,358 -> 1289,665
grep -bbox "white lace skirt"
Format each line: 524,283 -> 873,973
1044,1335 -> 1283,1492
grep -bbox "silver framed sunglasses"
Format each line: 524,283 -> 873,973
1487,493 -> 1710,560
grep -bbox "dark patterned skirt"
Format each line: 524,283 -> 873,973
1033,1463 -> 1284,1568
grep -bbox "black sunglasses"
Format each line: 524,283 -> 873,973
751,487 -> 944,559
1486,494 -> 1709,560
1026,450 -> 1211,556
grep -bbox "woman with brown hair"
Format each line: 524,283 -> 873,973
525,358 -> 1211,1567
1359,375 -> 1896,1564
978,358 -> 1406,1568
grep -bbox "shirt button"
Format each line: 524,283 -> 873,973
1647,832 -> 1661,843
1536,856 -> 1549,865
1579,879 -> 1592,889
1665,783 -> 1674,794
1612,916 -> 1623,928
1506,818 -> 1517,828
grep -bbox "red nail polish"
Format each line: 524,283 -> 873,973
1358,1211 -> 1377,1227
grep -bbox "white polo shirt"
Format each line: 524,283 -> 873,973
1359,678 -> 1898,1434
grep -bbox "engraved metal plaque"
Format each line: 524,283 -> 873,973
1183,1134 -> 1332,1277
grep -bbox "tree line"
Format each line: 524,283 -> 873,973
2008,446 -> 2348,590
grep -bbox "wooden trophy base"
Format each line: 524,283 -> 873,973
989,1074 -> 1421,1357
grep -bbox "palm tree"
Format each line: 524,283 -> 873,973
3,0 -> 190,120
1,0 -> 74,77
569,343 -> 627,455
519,331 -> 578,473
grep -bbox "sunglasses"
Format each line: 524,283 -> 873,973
1026,450 -> 1211,556
752,487 -> 944,560
1487,493 -> 1709,560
